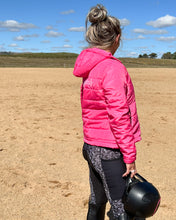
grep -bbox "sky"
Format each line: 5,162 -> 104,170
0,0 -> 176,58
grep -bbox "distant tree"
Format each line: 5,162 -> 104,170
142,53 -> 149,58
173,52 -> 176,59
161,52 -> 173,59
149,53 -> 157,59
0,51 -> 12,55
138,53 -> 149,58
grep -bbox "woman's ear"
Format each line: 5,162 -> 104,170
115,34 -> 120,44
111,34 -> 121,55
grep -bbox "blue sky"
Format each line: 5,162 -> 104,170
0,0 -> 176,58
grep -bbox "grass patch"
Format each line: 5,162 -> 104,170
0,53 -> 78,68
0,52 -> 176,68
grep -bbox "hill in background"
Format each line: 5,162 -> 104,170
0,52 -> 176,68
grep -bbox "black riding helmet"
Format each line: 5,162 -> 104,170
122,173 -> 161,218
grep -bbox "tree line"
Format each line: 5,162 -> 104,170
161,52 -> 176,59
138,52 -> 176,59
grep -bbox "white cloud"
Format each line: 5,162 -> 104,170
0,20 -> 37,31
157,36 -> 176,42
140,49 -> 151,54
56,20 -> 65,24
119,18 -> 130,26
51,47 -> 60,51
79,45 -> 87,50
8,43 -> 18,47
60,9 -> 75,15
14,34 -> 39,41
46,25 -> 58,31
14,35 -> 25,41
79,40 -> 86,44
41,40 -> 51,43
16,47 -> 28,52
46,25 -> 54,30
147,15 -> 176,28
68,26 -> 85,32
122,35 -> 146,41
30,48 -> 39,51
51,45 -> 73,51
78,40 -> 87,49
127,52 -> 138,57
121,36 -> 133,41
133,28 -> 168,35
45,31 -> 64,37
0,44 -> 5,50
24,34 -> 39,38
138,46 -> 148,49
117,49 -> 139,58
63,44 -> 72,48
137,35 -> 146,39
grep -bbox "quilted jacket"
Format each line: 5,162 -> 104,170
73,48 -> 141,163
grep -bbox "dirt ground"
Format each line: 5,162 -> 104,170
0,68 -> 175,220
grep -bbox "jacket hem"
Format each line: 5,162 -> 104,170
83,138 -> 119,149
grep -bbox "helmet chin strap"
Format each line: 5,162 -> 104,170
134,173 -> 147,182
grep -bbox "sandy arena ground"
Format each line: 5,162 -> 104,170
0,68 -> 175,220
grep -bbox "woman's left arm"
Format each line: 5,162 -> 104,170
102,62 -> 140,164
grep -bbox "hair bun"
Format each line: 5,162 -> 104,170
88,4 -> 107,24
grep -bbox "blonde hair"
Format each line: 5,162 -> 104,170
86,4 -> 121,50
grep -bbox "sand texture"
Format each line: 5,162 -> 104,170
0,68 -> 175,220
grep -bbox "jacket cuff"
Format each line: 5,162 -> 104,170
123,156 -> 136,164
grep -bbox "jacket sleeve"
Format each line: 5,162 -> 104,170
102,63 -> 137,163
126,72 -> 141,143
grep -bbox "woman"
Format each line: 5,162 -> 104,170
73,4 -> 142,220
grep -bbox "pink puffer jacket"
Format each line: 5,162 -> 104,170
73,48 -> 141,163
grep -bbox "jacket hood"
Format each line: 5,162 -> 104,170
73,48 -> 113,78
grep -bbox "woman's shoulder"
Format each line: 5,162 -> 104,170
100,57 -> 127,74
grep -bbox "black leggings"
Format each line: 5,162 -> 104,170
83,143 -> 126,218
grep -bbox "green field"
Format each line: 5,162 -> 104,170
0,52 -> 176,68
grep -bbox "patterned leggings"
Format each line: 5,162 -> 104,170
83,142 -> 126,218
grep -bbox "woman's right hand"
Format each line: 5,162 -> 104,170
122,162 -> 137,178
